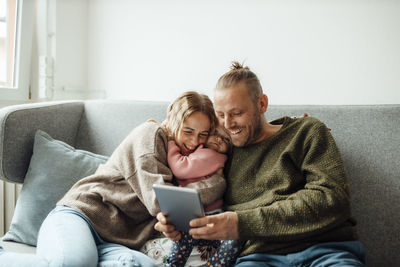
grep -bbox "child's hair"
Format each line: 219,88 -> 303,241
216,61 -> 263,105
162,91 -> 218,140
214,125 -> 232,150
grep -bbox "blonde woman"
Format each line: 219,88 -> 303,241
0,91 -> 226,267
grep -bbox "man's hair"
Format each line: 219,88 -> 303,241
162,91 -> 218,140
216,61 -> 263,104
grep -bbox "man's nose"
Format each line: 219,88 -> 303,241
224,116 -> 233,129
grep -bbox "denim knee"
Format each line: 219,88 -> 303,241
48,257 -> 97,267
98,249 -> 156,267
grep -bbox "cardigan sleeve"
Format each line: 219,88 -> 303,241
104,122 -> 226,216
167,140 -> 227,179
236,120 -> 352,241
185,172 -> 227,206
102,123 -> 174,217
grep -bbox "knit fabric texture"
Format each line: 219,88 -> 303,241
58,121 -> 226,249
224,116 -> 357,256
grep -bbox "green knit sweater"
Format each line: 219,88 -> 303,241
224,116 -> 357,256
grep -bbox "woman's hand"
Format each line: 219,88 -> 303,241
188,211 -> 239,240
154,212 -> 181,241
291,113 -> 309,119
293,113 -> 331,130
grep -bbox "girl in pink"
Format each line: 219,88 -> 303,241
165,126 -> 241,267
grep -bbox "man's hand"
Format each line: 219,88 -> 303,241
189,211 -> 239,240
154,212 -> 181,241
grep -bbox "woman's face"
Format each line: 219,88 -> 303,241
175,111 -> 211,156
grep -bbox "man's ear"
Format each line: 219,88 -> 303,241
258,94 -> 268,113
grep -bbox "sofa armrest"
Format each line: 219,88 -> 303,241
0,101 -> 84,183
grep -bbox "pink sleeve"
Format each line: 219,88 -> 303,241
167,140 -> 227,179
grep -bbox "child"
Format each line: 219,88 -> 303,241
165,126 -> 241,267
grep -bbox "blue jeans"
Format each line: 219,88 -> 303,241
0,206 -> 156,267
235,241 -> 365,267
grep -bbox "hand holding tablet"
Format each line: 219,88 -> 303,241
153,184 -> 205,231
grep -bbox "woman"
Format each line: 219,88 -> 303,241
0,91 -> 226,267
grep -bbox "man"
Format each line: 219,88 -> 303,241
155,62 -> 365,266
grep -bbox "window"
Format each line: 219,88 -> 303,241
0,0 -> 34,103
0,0 -> 16,87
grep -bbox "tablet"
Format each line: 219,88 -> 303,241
153,184 -> 205,231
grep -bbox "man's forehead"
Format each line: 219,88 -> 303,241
214,88 -> 234,101
214,91 -> 245,110
215,105 -> 241,113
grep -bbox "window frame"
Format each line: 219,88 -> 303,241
0,0 -> 34,104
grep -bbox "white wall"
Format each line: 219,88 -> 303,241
86,0 -> 400,105
52,0 -> 88,99
30,0 -> 90,102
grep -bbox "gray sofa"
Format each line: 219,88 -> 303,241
0,100 -> 399,266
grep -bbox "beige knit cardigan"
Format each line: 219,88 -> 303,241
58,121 -> 226,249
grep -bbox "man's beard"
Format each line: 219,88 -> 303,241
242,112 -> 264,147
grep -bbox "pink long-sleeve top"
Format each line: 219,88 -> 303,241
167,140 -> 227,211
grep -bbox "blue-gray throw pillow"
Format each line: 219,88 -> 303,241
2,130 -> 108,246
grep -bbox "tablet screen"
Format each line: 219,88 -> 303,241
153,184 -> 205,231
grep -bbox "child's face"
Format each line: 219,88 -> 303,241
206,127 -> 231,154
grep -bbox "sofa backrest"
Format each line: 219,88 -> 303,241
75,101 -> 399,267
265,105 -> 400,267
0,101 -> 85,183
75,100 -> 169,155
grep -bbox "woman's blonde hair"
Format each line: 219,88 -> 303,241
216,61 -> 263,104
162,91 -> 218,140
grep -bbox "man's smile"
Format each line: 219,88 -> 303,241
228,128 -> 243,135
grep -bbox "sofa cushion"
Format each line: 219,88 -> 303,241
2,130 -> 108,246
